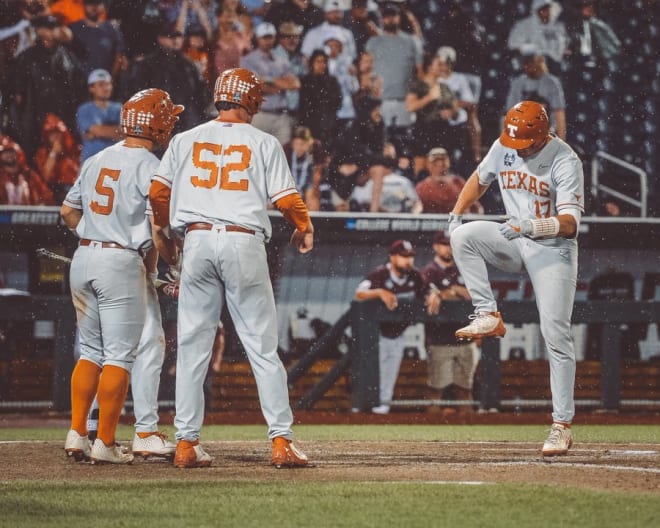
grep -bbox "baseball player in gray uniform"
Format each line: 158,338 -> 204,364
150,68 -> 314,468
62,88 -> 183,464
447,100 -> 584,456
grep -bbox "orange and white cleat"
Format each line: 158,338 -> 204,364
173,439 -> 213,468
271,437 -> 309,468
455,311 -> 506,341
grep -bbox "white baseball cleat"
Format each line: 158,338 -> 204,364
64,429 -> 91,461
542,423 -> 573,456
371,405 -> 391,415
132,431 -> 176,459
455,311 -> 506,340
90,438 -> 135,464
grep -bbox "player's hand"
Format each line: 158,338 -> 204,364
425,290 -> 441,315
148,272 -> 158,285
290,224 -> 314,254
447,213 -> 463,236
499,218 -> 533,240
380,290 -> 398,310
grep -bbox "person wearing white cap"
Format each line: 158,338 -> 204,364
507,0 -> 568,73
241,22 -> 301,144
301,0 -> 357,63
76,69 -> 122,162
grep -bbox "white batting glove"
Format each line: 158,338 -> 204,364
498,219 -> 533,240
148,272 -> 158,285
165,253 -> 182,282
447,213 -> 463,236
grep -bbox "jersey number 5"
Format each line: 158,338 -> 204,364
90,168 -> 120,215
191,142 -> 251,191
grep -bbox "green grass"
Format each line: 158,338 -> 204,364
1,481 -> 658,528
1,424 -> 659,443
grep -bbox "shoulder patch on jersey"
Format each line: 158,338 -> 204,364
504,153 -> 516,167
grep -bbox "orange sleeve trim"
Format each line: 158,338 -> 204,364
149,180 -> 171,227
275,193 -> 310,232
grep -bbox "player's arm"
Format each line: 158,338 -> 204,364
355,284 -> 398,311
451,171 -> 490,215
60,205 -> 82,230
274,192 -> 314,254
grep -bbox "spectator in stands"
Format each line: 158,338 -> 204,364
391,0 -> 424,45
218,0 -> 255,37
405,52 -> 455,177
129,23 -> 208,131
0,135 -> 54,205
563,0 -> 621,67
416,147 -> 482,214
507,0 -> 568,75
324,30 -> 359,137
505,48 -> 566,140
315,148 -> 369,211
297,48 -> 341,151
76,69 -> 122,163
9,15 -> 86,157
301,0 -> 356,63
354,51 -> 382,103
365,2 -> 421,137
50,0 -> 86,25
265,0 -> 324,37
241,22 -> 300,144
33,113 -> 81,203
242,0 -> 270,27
106,0 -> 164,60
411,0 -> 486,76
212,6 -> 252,78
421,232 -> 477,415
181,25 -> 212,87
350,156 -> 421,213
69,0 -> 126,77
284,125 -> 322,206
435,46 -> 482,165
354,239 -> 440,414
343,0 -> 380,55
273,21 -> 306,117
168,0 -> 216,40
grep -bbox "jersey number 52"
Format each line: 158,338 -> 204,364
191,142 -> 251,191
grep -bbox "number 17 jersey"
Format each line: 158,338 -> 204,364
154,119 -> 298,241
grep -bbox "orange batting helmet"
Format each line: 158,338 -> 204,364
214,68 -> 264,115
499,100 -> 550,149
121,88 -> 184,147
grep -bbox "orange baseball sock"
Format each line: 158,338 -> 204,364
96,365 -> 130,447
70,359 -> 102,435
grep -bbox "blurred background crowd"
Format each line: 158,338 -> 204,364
0,0 -> 657,215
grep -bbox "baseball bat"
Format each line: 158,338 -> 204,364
36,248 -> 170,288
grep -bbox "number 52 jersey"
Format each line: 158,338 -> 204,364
154,120 -> 298,241
63,142 -> 158,250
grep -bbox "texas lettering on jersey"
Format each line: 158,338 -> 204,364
499,170 -> 550,198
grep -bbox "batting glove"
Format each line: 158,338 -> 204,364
498,218 -> 533,240
447,213 -> 463,236
148,272 -> 158,285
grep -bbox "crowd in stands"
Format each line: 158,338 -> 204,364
0,0 -> 657,215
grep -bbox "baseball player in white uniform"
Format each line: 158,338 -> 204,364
61,88 -> 183,464
150,68 -> 314,469
447,100 -> 584,456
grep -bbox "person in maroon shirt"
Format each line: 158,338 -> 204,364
355,239 -> 440,414
416,147 -> 483,214
421,232 -> 477,415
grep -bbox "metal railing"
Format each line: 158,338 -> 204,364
591,150 -> 648,217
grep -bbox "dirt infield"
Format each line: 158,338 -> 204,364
1,438 -> 658,494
